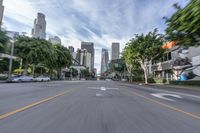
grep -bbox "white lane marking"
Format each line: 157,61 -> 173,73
88,86 -> 119,91
100,87 -> 106,91
96,93 -> 103,97
151,93 -> 182,101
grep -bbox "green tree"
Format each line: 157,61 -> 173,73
14,37 -> 53,74
165,0 -> 200,46
0,30 -> 10,53
81,68 -> 90,78
0,58 -> 20,73
122,45 -> 141,82
71,68 -> 78,77
123,29 -> 164,84
14,36 -> 72,79
50,44 -> 72,79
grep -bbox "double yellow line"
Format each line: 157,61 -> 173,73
125,89 -> 200,120
0,90 -> 72,120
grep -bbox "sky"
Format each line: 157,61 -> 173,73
2,0 -> 189,73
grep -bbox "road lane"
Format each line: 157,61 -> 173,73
117,82 -> 200,116
0,81 -> 85,115
0,81 -> 199,133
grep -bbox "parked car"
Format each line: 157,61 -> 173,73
121,78 -> 127,82
34,76 -> 50,82
11,75 -> 34,82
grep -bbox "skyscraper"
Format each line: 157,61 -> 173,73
68,46 -> 75,53
81,42 -> 94,69
111,43 -> 120,60
76,48 -> 92,72
101,48 -> 109,74
32,13 -> 46,39
0,0 -> 4,27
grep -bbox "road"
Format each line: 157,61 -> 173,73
0,80 -> 199,133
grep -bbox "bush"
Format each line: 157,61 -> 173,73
0,76 -> 7,80
154,78 -> 167,84
169,80 -> 200,86
132,76 -> 144,82
148,78 -> 155,83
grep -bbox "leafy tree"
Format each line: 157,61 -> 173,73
123,29 -> 165,84
165,0 -> 200,46
81,68 -> 90,78
0,58 -> 20,73
71,68 -> 78,77
48,44 -> 72,79
14,37 -> 53,74
14,36 -> 72,79
0,30 -> 10,53
122,46 -> 141,82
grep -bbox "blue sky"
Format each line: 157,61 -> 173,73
2,0 -> 189,72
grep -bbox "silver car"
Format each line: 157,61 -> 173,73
11,75 -> 34,82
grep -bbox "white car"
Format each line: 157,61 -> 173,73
34,76 -> 50,82
121,78 -> 127,82
11,75 -> 34,82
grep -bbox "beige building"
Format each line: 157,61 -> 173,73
151,44 -> 200,81
76,49 -> 92,72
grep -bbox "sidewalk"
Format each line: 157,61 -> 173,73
0,80 -> 7,83
145,83 -> 200,91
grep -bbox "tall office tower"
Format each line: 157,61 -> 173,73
101,48 -> 109,74
32,13 -> 46,39
76,49 -> 92,72
0,0 -> 4,27
111,42 -> 120,60
81,42 -> 94,69
49,36 -> 61,45
68,46 -> 75,53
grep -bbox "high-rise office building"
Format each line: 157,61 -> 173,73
0,0 -> 4,27
68,46 -> 75,53
49,36 -> 61,45
111,43 -> 120,60
32,13 -> 46,39
101,48 -> 109,74
76,49 -> 92,72
81,42 -> 94,69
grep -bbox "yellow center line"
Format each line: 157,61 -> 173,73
0,90 -> 72,120
125,89 -> 200,120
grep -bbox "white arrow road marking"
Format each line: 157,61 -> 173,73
151,93 -> 182,101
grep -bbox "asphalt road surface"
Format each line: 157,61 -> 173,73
0,80 -> 200,133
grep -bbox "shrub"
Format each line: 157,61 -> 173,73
148,78 -> 155,83
154,78 -> 167,84
132,76 -> 144,82
169,80 -> 200,86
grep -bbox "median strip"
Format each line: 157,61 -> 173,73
0,90 -> 72,120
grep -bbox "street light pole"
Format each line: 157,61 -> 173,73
8,40 -> 14,81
